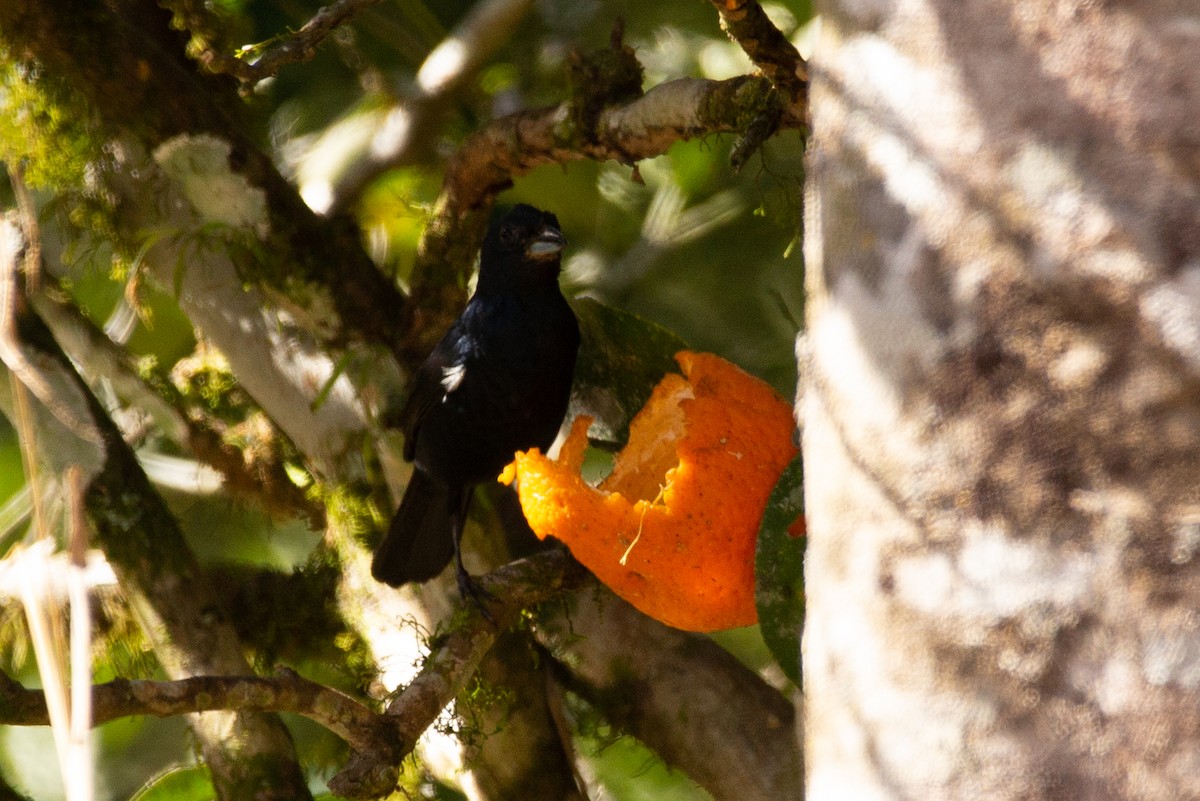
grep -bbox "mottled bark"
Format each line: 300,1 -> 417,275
536,582 -> 802,801
804,1 -> 1200,799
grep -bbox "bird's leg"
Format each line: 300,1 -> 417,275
450,488 -> 495,612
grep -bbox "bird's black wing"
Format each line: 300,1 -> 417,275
375,327 -> 471,586
397,322 -> 471,462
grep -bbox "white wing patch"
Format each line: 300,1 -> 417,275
440,363 -> 466,397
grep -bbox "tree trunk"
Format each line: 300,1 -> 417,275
802,1 -> 1200,799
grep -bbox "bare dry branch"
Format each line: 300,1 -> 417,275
443,75 -> 786,211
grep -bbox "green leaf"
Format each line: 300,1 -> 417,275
569,297 -> 688,448
755,454 -> 804,686
128,764 -> 213,801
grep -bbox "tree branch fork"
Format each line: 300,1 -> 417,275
0,549 -> 585,799
0,1 -> 809,797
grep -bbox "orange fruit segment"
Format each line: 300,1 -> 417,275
500,351 -> 798,632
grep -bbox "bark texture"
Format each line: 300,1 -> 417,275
536,582 -> 802,801
803,1 -> 1200,799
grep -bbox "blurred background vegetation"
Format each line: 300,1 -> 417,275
0,0 -> 809,797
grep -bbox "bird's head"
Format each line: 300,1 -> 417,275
480,204 -> 567,282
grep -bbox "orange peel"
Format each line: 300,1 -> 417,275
500,350 -> 798,632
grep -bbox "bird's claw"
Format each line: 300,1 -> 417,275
456,565 -> 497,620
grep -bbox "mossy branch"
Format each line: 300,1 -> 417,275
0,0 -> 413,359
0,214 -> 312,801
0,549 -> 586,800
707,0 -> 808,120
409,73 -> 794,344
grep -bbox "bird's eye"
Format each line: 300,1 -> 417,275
499,226 -> 518,245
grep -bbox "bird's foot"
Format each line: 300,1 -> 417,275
456,564 -> 496,619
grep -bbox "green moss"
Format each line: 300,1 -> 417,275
171,348 -> 248,424
698,75 -> 779,133
566,36 -> 645,137
315,480 -> 382,551
159,0 -> 251,66
0,39 -> 130,260
0,47 -> 103,190
331,627 -> 379,693
91,590 -> 161,681
437,675 -> 514,751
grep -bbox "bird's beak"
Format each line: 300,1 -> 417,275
527,226 -> 566,259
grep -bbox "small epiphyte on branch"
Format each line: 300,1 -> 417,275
566,19 -> 645,140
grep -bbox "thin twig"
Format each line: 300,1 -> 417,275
0,668 -> 396,754
66,467 -> 95,801
200,0 -> 384,85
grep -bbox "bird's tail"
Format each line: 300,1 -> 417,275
371,470 -> 456,587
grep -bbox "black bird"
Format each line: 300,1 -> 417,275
372,204 -> 580,600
